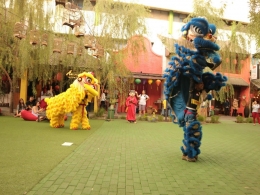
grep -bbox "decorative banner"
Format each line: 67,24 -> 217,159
148,79 -> 153,89
156,79 -> 161,90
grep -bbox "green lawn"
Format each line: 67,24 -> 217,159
0,116 -> 104,195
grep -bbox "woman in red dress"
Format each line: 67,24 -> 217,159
126,90 -> 138,123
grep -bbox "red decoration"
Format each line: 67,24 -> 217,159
2,74 -> 8,81
55,85 -> 60,91
250,94 -> 254,98
56,72 -> 62,81
156,79 -> 161,86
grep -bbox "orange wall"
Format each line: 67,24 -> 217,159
123,36 -> 162,74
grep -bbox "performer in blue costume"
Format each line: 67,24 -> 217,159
163,17 -> 227,162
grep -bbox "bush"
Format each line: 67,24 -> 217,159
197,115 -> 205,122
147,116 -> 157,122
94,108 -> 105,117
236,115 -> 244,123
244,117 -> 253,123
120,116 -> 126,119
210,115 -> 220,123
157,115 -> 164,122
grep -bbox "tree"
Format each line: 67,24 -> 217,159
0,0 -> 149,113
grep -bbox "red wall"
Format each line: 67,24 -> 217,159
117,35 -> 163,113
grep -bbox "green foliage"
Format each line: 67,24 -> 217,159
248,0 -> 260,48
0,0 -> 149,99
245,117 -> 253,123
187,0 -> 250,73
210,115 -> 220,123
147,116 -> 157,122
157,115 -> 164,122
120,115 -> 126,119
197,115 -> 205,122
212,83 -> 234,103
236,115 -> 244,123
95,108 -> 105,117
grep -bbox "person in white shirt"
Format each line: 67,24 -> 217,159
252,100 -> 260,125
137,90 -> 149,116
100,90 -> 106,110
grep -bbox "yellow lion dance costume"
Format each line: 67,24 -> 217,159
45,72 -> 98,130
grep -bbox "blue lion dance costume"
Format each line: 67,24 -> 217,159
163,17 -> 227,162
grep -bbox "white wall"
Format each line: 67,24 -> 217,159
120,0 -> 250,23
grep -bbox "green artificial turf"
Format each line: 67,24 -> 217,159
0,116 -> 104,195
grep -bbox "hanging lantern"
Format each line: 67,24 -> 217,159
135,78 -> 141,90
29,30 -> 39,45
84,35 -> 95,49
135,79 -> 141,85
67,42 -> 75,54
250,94 -> 254,98
55,0 -> 66,6
225,58 -> 229,63
93,43 -> 104,57
74,25 -> 85,37
62,3 -> 82,29
41,33 -> 48,46
56,72 -> 62,81
148,79 -> 153,89
13,22 -> 27,39
53,38 -> 63,53
78,47 -> 83,56
156,79 -> 161,86
156,79 -> 161,90
142,79 -> 146,89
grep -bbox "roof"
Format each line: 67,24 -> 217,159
132,72 -> 163,80
227,77 -> 249,87
251,79 -> 260,89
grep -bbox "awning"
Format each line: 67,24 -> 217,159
251,79 -> 260,89
227,77 -> 249,87
132,72 -> 164,80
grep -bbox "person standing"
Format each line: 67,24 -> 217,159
137,90 -> 149,116
100,90 -> 106,110
252,100 -> 260,125
232,98 -> 239,117
224,99 -> 230,116
126,90 -> 138,123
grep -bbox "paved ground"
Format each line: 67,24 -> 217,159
19,114 -> 260,195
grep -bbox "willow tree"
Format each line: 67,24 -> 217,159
248,0 -> 260,54
0,0 -> 150,112
86,0 -> 150,103
185,0 -> 251,102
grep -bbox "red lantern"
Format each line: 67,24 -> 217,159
250,94 -> 254,98
56,72 -> 62,81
